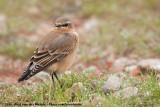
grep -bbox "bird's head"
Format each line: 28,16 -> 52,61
53,17 -> 75,33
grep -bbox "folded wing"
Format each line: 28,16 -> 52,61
18,32 -> 77,82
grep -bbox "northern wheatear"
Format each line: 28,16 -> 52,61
18,17 -> 79,87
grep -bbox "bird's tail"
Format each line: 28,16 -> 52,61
17,62 -> 35,83
18,69 -> 31,83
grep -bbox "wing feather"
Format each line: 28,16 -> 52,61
18,31 -> 78,82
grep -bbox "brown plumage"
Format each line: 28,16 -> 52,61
18,17 -> 79,83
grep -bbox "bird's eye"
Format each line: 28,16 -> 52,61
55,23 -> 70,27
62,23 -> 69,27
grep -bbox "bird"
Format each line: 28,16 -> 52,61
18,17 -> 79,87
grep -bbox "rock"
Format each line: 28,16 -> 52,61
0,14 -> 8,34
35,71 -> 49,80
90,93 -> 105,106
138,59 -> 160,74
103,75 -> 122,93
83,65 -> 99,76
114,87 -> 138,99
113,57 -> 137,72
125,65 -> 140,76
64,82 -> 83,98
114,72 -> 131,82
113,57 -> 128,71
84,66 -> 103,78
158,82 -> 160,87
90,80 -> 99,88
117,72 -> 138,87
114,72 -> 128,80
124,65 -> 137,72
85,66 -> 98,72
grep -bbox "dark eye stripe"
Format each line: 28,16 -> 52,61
55,23 -> 70,27
62,23 -> 69,27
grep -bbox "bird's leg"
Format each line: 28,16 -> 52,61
50,71 -> 54,83
53,72 -> 63,88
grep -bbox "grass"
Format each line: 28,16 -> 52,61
0,0 -> 160,106
0,71 -> 160,106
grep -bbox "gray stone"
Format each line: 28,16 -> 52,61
113,57 -> 137,72
64,82 -> 83,98
113,57 -> 128,71
114,72 -> 134,88
124,65 -> 137,72
103,75 -> 122,93
83,65 -> 99,76
35,71 -> 49,80
138,59 -> 160,73
90,80 -> 99,88
85,66 -> 98,72
114,87 -> 138,99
